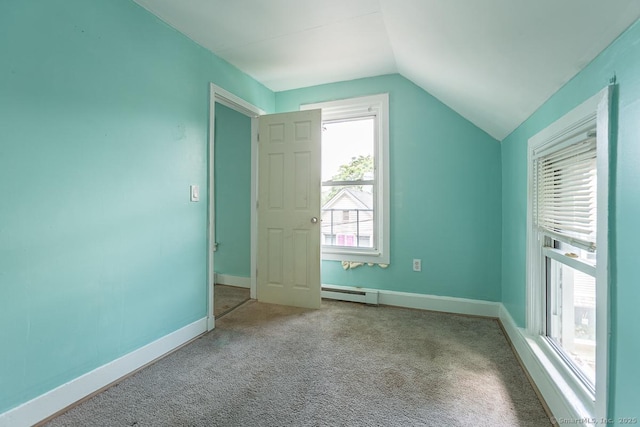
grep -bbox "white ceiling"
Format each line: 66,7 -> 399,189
133,0 -> 640,140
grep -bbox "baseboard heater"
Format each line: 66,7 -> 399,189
321,284 -> 379,305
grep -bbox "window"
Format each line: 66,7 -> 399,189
536,132 -> 598,387
301,94 -> 389,264
527,86 -> 611,419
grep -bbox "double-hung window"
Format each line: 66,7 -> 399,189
301,94 -> 389,264
527,86 -> 611,419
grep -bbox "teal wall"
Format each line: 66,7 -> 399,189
213,103 -> 252,278
277,75 -> 502,302
0,0 -> 273,413
501,20 -> 640,423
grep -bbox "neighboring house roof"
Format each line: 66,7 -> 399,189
323,188 -> 373,210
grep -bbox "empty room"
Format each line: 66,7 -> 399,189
2,1 -> 640,426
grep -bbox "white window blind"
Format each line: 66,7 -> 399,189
533,131 -> 597,252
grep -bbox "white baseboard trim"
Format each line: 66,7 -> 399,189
0,318 -> 207,427
379,289 -> 500,317
215,274 -> 251,288
498,304 -> 591,425
322,284 -> 501,318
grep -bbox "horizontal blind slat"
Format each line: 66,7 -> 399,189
534,132 -> 597,251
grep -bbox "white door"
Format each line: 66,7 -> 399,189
257,109 -> 322,309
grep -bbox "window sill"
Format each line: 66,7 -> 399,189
322,248 -> 388,264
519,329 -> 596,423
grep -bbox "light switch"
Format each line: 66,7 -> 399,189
190,185 -> 200,202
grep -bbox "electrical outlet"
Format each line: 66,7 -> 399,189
413,259 -> 422,272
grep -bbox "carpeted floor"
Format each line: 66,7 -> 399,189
214,284 -> 250,318
45,300 -> 551,427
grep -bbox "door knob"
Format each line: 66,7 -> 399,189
310,217 -> 318,224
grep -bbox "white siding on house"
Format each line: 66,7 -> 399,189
321,188 -> 373,247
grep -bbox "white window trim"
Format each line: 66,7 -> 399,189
526,86 -> 611,421
301,94 -> 390,264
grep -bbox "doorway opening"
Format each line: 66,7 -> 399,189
207,84 -> 263,330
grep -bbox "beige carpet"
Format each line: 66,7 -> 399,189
214,284 -> 250,318
45,300 -> 551,426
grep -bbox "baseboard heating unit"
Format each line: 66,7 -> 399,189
321,284 -> 379,305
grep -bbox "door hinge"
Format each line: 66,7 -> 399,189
257,133 -> 260,142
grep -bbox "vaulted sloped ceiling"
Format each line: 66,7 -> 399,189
133,0 -> 640,140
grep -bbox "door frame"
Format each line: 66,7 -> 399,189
207,83 -> 264,331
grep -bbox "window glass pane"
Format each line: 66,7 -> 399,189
321,184 -> 374,248
547,258 -> 596,386
322,118 -> 374,182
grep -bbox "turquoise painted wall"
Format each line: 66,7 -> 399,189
277,75 -> 502,302
0,0 -> 273,413
501,20 -> 640,423
213,103 -> 252,278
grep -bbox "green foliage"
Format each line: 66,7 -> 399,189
332,155 -> 373,181
323,155 -> 374,205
